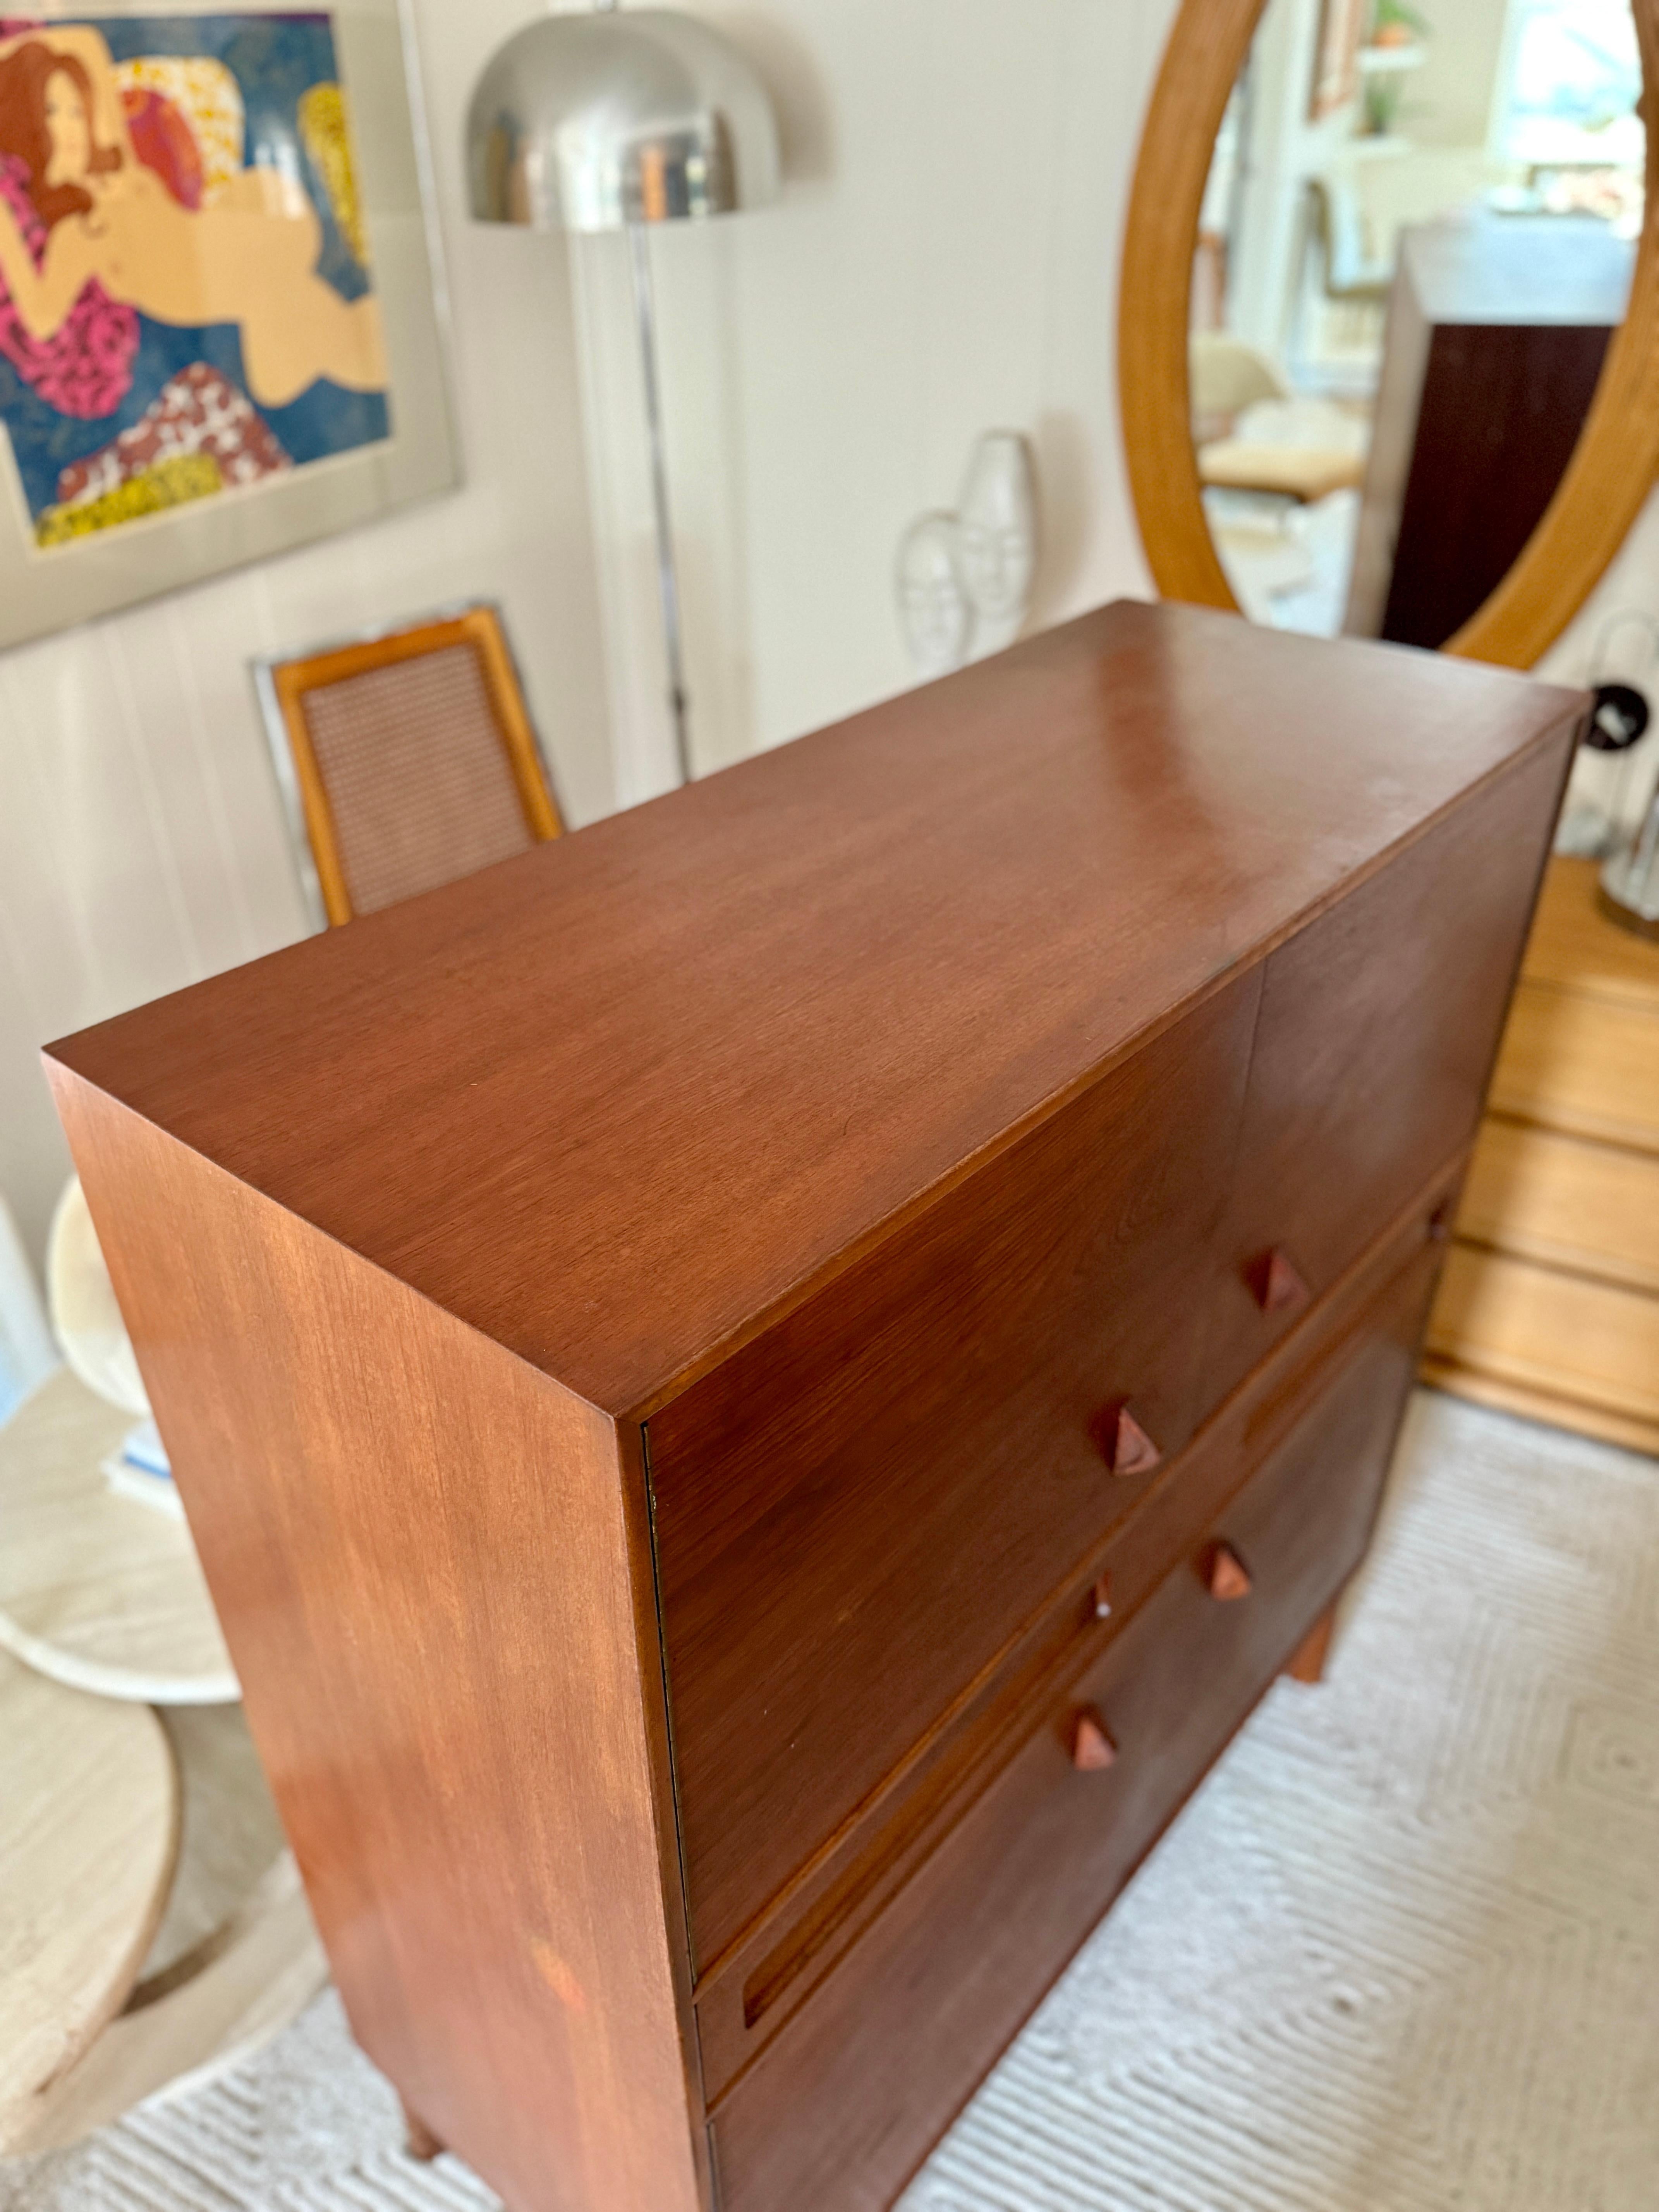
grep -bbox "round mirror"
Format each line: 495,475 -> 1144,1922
1122,0 -> 1659,668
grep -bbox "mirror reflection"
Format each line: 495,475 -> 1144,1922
1193,0 -> 1645,641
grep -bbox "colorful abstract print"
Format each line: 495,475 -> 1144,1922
0,15 -> 390,549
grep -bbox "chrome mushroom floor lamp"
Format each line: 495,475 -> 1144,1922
467,5 -> 780,786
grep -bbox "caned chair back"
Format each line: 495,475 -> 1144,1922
255,605 -> 562,928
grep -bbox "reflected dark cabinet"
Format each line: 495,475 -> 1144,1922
46,604 -> 1580,2212
1347,215 -> 1631,650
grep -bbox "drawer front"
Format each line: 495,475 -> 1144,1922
1427,1241 -> 1659,1429
1207,741 -> 1563,1400
693,1159 -> 1458,2101
648,977 -> 1260,1966
1455,1116 -> 1659,1294
708,1243 -> 1436,2212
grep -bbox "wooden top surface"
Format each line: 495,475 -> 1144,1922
0,1369 -> 238,1702
48,602 -> 1583,1418
0,1647 -> 179,2149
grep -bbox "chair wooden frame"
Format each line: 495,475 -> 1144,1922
1119,0 -> 1659,669
254,604 -> 563,929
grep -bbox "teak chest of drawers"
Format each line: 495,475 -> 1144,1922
46,603 -> 1580,2212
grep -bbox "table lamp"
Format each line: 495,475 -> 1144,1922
466,5 -> 781,785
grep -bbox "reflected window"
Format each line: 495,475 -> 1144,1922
1498,0 -> 1643,164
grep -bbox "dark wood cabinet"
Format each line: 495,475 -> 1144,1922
45,602 -> 1581,2212
1345,215 -> 1631,651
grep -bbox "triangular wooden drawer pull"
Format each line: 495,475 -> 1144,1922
1091,1403 -> 1162,1478
1206,1543 -> 1252,1602
1072,1711 -> 1118,1771
1254,1248 -> 1310,1314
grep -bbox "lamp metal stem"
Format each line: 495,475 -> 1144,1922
627,220 -> 692,787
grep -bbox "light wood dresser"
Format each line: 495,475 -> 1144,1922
46,604 -> 1579,2212
1425,855 -> 1659,1455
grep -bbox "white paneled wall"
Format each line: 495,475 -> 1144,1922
574,0 -> 1174,791
0,0 -> 1177,1271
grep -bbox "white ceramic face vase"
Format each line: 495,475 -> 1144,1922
957,432 -> 1037,627
897,513 -> 972,678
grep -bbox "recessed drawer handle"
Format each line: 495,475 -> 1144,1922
1253,1247 -> 1310,1315
1091,1402 -> 1162,1478
1072,1710 -> 1118,1771
1206,1543 -> 1252,1602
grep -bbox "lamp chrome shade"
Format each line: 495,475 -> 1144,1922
467,9 -> 781,232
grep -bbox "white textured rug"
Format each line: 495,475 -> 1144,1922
5,1389 -> 1656,2212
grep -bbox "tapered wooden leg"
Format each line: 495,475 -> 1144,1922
1283,1604 -> 1336,1685
400,2096 -> 444,2162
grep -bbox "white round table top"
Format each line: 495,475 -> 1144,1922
0,1650 -> 180,2147
140,1704 -> 289,1990
0,1368 -> 237,1704
12,1704 -> 330,2154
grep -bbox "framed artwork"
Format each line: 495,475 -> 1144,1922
1309,0 -> 1367,120
0,0 -> 456,647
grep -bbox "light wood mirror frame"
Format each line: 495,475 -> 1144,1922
1120,0 -> 1659,667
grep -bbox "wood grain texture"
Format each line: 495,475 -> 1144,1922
1118,0 -> 1659,670
0,1367 -> 236,1703
1419,1362 -> 1659,1459
46,603 -> 1584,1427
46,1073 -> 705,2212
1426,1242 -> 1659,1432
1520,857 -> 1659,1012
1430,855 -> 1659,1451
15,1855 -> 327,2155
1208,739 -> 1570,1396
41,606 -> 1572,2212
1488,984 -> 1659,1152
1454,1118 -> 1659,1295
692,1158 -> 1463,2104
648,977 -> 1258,1966
0,1649 -> 180,2151
708,1247 -> 1435,2212
1118,0 -> 1260,611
